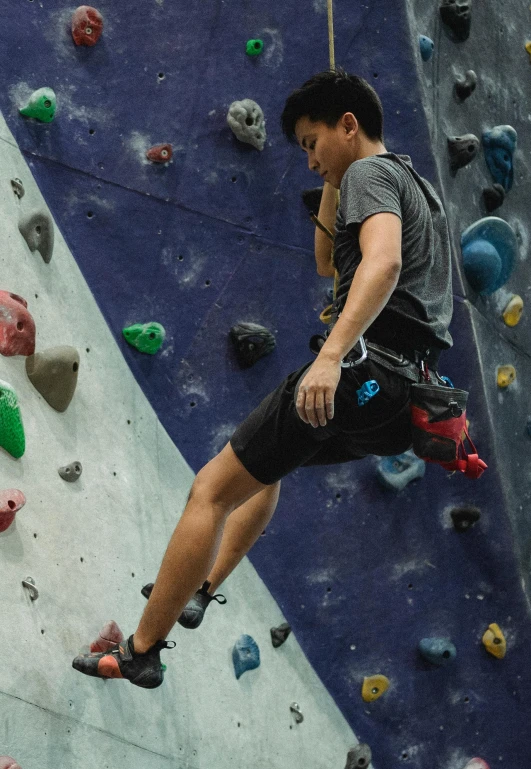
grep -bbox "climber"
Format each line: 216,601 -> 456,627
72,68 -> 453,687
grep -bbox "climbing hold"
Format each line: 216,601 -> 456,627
497,364 -> 516,388
18,209 -> 54,264
245,39 -> 264,56
10,178 -> 25,199
146,144 -> 173,164
450,505 -> 481,531
361,674 -> 389,702
123,322 -> 166,354
301,187 -> 323,216
460,217 -> 517,294
90,620 -> 124,653
19,87 -> 56,123
447,134 -> 479,173
357,380 -> 380,406
376,449 -> 425,491
141,583 -> 154,599
0,380 -> 25,459
58,461 -> 83,482
26,346 -> 80,412
482,623 -> 506,659
345,744 -> 372,769
227,99 -> 266,151
0,757 -> 23,769
0,489 -> 26,533
0,291 -> 36,356
419,35 -> 434,61
418,637 -> 457,666
439,0 -> 472,42
463,760 -> 490,769
455,70 -> 477,100
526,416 -> 531,438
22,576 -> 38,601
482,125 -> 517,192
502,295 -> 523,327
482,184 -> 505,213
526,41 -> 531,60
232,634 -> 260,679
271,622 -> 292,648
72,6 -> 104,46
290,702 -> 304,724
229,322 -> 276,367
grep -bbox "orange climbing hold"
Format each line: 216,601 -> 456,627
0,489 -> 26,533
72,6 -> 104,46
90,620 -> 124,652
361,675 -> 390,702
0,291 -> 36,356
146,144 -> 173,163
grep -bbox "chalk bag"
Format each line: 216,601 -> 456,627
409,383 -> 487,479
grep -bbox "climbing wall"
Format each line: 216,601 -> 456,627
0,1 -> 530,768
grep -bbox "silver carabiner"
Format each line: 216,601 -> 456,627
341,334 -> 368,368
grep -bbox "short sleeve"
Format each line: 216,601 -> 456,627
340,158 -> 402,229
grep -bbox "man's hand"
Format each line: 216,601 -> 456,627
295,355 -> 342,428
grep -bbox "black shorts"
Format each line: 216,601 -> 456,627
230,356 -> 414,485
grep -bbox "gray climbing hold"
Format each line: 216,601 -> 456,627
58,461 -> 83,482
419,637 -> 457,666
455,70 -> 477,101
230,322 -> 276,367
290,702 -> 304,724
227,99 -> 266,151
271,622 -> 292,648
450,505 -> 481,531
482,184 -> 505,213
376,450 -> 425,491
10,179 -> 25,199
440,0 -> 472,42
345,744 -> 372,769
18,210 -> 54,263
26,346 -> 80,412
232,634 -> 260,679
447,134 -> 479,173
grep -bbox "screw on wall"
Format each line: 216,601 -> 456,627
290,702 -> 304,724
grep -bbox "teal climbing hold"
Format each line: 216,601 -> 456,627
123,322 -> 166,354
460,217 -> 517,294
0,379 -> 25,459
376,450 -> 425,491
19,88 -> 56,123
419,638 -> 457,666
419,35 -> 434,61
246,39 -> 264,56
482,125 -> 517,192
232,634 -> 260,679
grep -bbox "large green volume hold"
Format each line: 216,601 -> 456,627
0,379 -> 26,458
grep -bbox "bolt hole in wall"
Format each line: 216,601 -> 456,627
87,211 -> 94,218
158,72 -> 165,80
89,128 -> 95,135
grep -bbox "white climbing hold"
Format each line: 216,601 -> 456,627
227,99 -> 266,151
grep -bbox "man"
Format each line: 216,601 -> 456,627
72,69 -> 453,687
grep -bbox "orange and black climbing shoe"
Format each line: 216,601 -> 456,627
72,634 -> 175,688
141,580 -> 227,629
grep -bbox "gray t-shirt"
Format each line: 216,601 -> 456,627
333,152 -> 453,354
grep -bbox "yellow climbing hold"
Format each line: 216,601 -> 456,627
497,365 -> 516,388
482,623 -> 506,659
361,675 -> 390,702
526,40 -> 531,59
502,294 -> 523,327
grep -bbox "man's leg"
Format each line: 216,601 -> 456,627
133,442 -> 275,652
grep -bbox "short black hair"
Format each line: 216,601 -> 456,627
280,68 -> 384,143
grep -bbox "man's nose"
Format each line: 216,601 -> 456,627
308,154 -> 318,172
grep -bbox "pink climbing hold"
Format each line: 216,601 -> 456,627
0,757 -> 22,769
0,291 -> 36,356
90,620 -> 124,652
146,144 -> 173,163
0,489 -> 26,533
464,760 -> 490,769
72,6 -> 104,47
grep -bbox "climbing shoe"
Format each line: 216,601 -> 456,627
141,579 -> 227,629
72,634 -> 175,688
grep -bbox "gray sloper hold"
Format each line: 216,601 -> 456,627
58,461 -> 82,482
227,99 -> 266,151
26,346 -> 80,412
345,743 -> 372,769
454,70 -> 477,101
18,209 -> 54,263
439,0 -> 472,42
447,134 -> 479,173
11,178 -> 25,199
271,622 -> 292,648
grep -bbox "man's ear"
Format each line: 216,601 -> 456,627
341,112 -> 358,136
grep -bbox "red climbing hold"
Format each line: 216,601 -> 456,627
72,6 -> 104,47
0,291 -> 35,356
0,490 -> 26,533
0,758 -> 22,769
90,620 -> 124,652
146,144 -> 173,163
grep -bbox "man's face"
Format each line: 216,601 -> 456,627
295,115 -> 357,189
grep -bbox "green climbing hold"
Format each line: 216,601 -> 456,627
0,379 -> 25,459
19,88 -> 57,123
245,39 -> 264,56
123,322 -> 166,354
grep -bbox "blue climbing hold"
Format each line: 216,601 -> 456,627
357,380 -> 379,407
482,126 -> 517,192
232,634 -> 260,679
376,450 -> 425,491
460,217 -> 517,294
419,637 -> 457,666
419,35 -> 434,61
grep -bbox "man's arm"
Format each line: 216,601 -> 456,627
318,212 -> 402,363
314,182 -> 337,277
